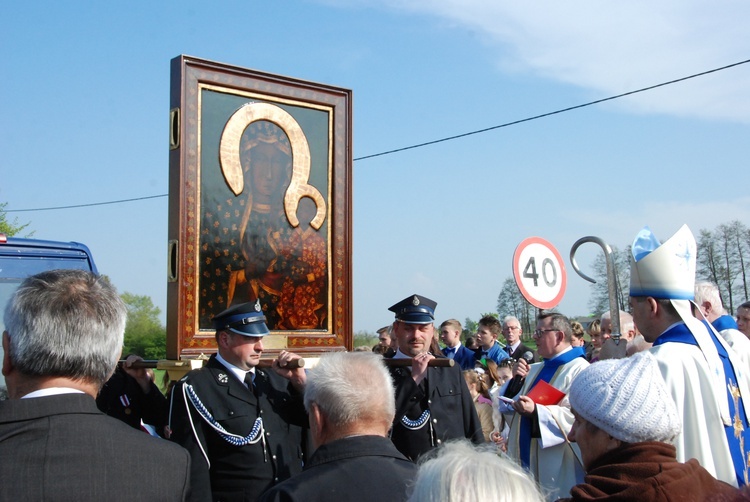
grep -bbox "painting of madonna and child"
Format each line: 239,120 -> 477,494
199,91 -> 331,333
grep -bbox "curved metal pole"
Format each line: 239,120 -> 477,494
570,236 -> 622,343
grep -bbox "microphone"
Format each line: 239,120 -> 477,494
504,352 -> 534,398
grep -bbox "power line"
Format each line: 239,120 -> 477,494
7,57 -> 750,213
353,57 -> 750,161
6,194 -> 167,212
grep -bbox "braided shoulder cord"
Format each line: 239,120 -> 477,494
400,409 -> 431,430
185,383 -> 265,446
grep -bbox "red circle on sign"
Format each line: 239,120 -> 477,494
513,237 -> 567,310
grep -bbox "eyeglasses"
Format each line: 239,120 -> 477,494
502,326 -> 520,331
533,328 -> 559,338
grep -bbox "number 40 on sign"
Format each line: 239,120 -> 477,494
512,237 -> 567,310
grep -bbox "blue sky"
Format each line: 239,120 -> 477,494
2,1 -> 750,334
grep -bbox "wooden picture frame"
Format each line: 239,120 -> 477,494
167,55 -> 352,360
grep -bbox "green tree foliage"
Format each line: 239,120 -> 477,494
0,202 -> 33,237
353,329 -> 377,349
121,293 -> 166,359
462,317 -> 478,340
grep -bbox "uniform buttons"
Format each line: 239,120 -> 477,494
449,389 -> 453,394
432,418 -> 437,424
266,432 -> 271,436
411,397 -> 417,401
229,411 -> 234,416
272,455 -> 277,460
274,477 -> 279,482
427,399 -> 432,404
437,439 -> 442,444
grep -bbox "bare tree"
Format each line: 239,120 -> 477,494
697,228 -> 724,289
696,222 -> 750,312
586,245 -> 630,316
496,277 -> 536,336
730,221 -> 749,302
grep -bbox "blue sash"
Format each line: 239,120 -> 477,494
713,315 -> 739,332
519,347 -> 585,468
654,321 -> 749,486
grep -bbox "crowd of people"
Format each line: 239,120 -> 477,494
3,223 -> 750,501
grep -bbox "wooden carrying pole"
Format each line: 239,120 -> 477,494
120,356 -> 453,371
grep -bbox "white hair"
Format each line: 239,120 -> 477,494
600,310 -> 634,334
303,351 -> 395,427
502,316 -> 520,326
407,441 -> 545,502
694,281 -> 727,315
3,269 -> 126,387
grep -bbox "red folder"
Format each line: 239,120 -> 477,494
526,380 -> 565,406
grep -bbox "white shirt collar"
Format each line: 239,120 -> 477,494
216,352 -> 255,384
22,388 -> 85,399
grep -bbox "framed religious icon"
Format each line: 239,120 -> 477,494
166,55 -> 352,360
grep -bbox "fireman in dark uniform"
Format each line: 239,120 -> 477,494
169,300 -> 308,501
96,354 -> 168,436
387,294 -> 483,461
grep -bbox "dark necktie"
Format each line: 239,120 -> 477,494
505,346 -> 513,356
244,371 -> 257,396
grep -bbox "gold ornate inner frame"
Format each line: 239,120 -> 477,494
167,55 -> 352,360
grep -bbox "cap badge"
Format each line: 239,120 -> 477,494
253,299 -> 262,312
218,373 -> 228,384
412,295 -> 420,306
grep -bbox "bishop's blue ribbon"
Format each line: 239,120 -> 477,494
654,320 -> 749,486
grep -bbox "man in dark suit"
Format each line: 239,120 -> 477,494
501,315 -> 537,363
0,269 -> 191,501
386,294 -> 483,461
169,300 -> 308,501
259,351 -> 417,502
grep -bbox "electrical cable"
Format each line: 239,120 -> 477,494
7,57 -> 749,213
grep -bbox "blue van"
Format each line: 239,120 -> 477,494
0,234 -> 98,396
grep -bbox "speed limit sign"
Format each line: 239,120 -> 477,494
513,237 -> 567,309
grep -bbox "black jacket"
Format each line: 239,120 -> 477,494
258,435 -> 417,502
508,342 -> 538,363
169,355 -> 307,502
96,366 -> 168,435
388,359 -> 484,461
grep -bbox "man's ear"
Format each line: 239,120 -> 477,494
555,330 -> 565,345
311,403 -> 326,430
216,330 -> 230,349
309,403 -> 327,448
2,331 -> 13,377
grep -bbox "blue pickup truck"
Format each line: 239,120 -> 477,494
0,234 -> 98,396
